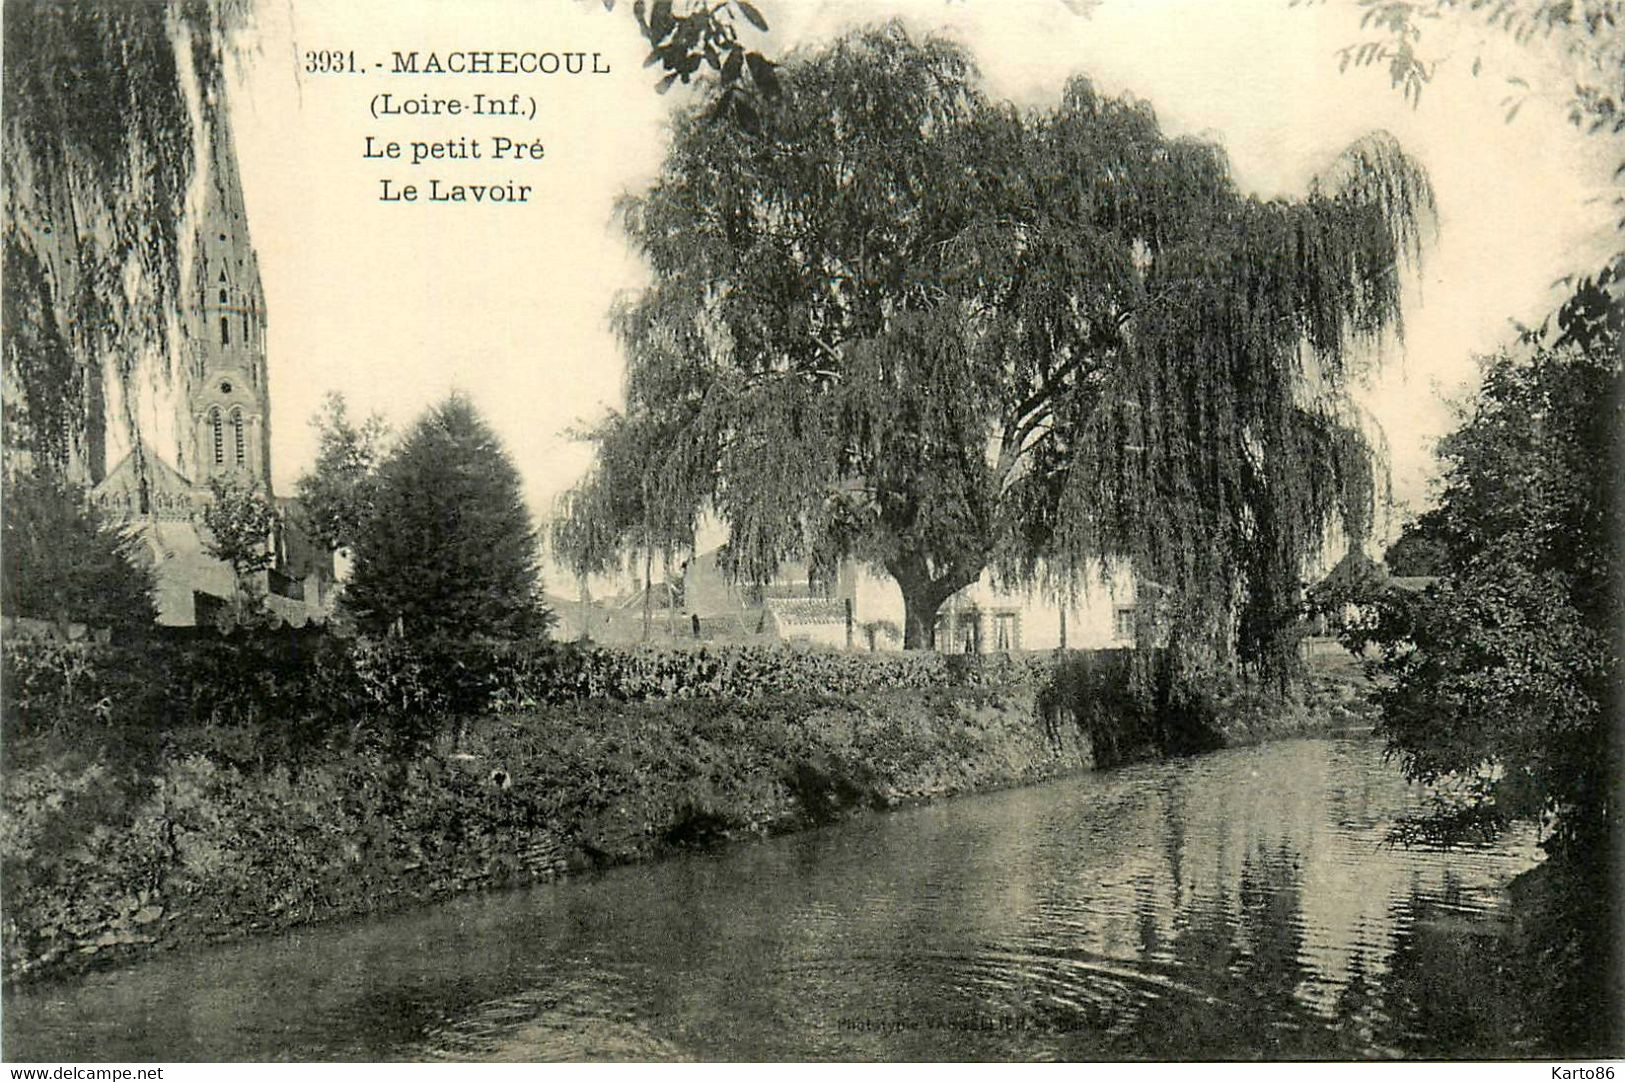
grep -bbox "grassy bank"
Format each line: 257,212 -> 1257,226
1,683 -> 1090,984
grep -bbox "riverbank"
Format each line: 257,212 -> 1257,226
6,736 -> 1546,1062
1,650 -> 1370,986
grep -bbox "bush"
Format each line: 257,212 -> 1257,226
6,633 -> 1213,788
1,472 -> 156,636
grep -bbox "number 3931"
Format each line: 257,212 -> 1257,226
304,50 -> 359,74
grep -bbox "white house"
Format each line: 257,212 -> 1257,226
671,545 -> 1144,652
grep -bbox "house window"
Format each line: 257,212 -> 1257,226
1113,606 -> 1137,642
210,408 -> 223,465
232,409 -> 245,464
994,612 -> 1017,651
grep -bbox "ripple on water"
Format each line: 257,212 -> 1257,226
416,967 -> 689,1062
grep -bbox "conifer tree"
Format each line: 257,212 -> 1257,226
344,394 -> 549,641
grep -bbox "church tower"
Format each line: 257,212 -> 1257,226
184,99 -> 271,494
78,20 -> 333,628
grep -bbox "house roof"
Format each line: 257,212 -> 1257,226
688,545 -> 826,589
1390,576 -> 1440,593
765,597 -> 846,626
614,581 -> 681,612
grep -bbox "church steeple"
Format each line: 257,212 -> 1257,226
186,96 -> 270,492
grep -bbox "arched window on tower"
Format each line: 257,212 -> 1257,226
233,409 -> 245,465
211,408 -> 223,465
219,288 -> 228,304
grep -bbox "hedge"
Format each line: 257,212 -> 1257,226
1,634 -> 1057,753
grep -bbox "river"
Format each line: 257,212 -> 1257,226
2,736 -> 1544,1061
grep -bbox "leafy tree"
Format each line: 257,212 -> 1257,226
344,394 -> 550,641
201,476 -> 277,581
0,471 -> 156,634
1370,269 -> 1619,843
3,0 -> 254,483
1359,268 -> 1620,1052
293,391 -> 389,551
553,408 -> 709,642
563,23 -> 1433,667
200,475 -> 278,626
1382,507 -> 1451,576
1322,0 -> 1623,235
606,0 -> 780,126
1326,0 -> 1621,128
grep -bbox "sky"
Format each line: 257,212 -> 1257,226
226,0 -> 1619,556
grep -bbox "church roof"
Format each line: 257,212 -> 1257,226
93,441 -> 201,497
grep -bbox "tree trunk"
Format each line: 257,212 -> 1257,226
641,548 -> 653,643
577,574 -> 590,643
665,554 -> 676,639
891,554 -> 984,650
902,590 -> 938,650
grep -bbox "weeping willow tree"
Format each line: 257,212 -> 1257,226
558,22 -> 1434,674
551,407 -> 708,640
2,0 -> 249,482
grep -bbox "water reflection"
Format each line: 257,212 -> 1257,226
2,738 -> 1542,1061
